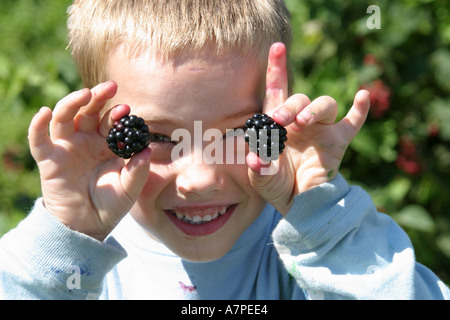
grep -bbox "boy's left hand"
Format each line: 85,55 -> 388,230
247,43 -> 370,215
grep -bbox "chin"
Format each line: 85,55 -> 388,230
167,234 -> 240,263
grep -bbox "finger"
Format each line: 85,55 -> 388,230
246,152 -> 278,190
294,95 -> 338,126
50,88 -> 92,138
110,104 -> 131,122
273,95 -> 337,133
246,151 -> 272,174
263,42 -> 288,114
28,107 -> 53,162
272,93 -> 311,127
75,81 -> 118,132
246,152 -> 291,214
338,90 -> 371,140
98,103 -> 131,137
120,148 -> 151,201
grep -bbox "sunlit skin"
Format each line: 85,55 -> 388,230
104,46 -> 268,261
28,42 -> 370,262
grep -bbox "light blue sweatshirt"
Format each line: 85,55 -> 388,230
0,174 -> 448,299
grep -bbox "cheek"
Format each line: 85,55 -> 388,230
228,163 -> 254,191
231,164 -> 266,207
140,157 -> 186,195
130,166 -> 169,225
140,169 -> 166,197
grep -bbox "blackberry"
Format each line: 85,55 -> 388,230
106,115 -> 151,159
244,113 -> 287,161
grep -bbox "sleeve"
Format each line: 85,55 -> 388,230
0,198 -> 127,300
272,174 -> 450,300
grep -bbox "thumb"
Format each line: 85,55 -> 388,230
246,152 -> 280,177
120,148 -> 151,201
246,152 -> 292,215
246,152 -> 294,215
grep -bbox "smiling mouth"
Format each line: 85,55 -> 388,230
167,205 -> 230,225
164,204 -> 237,237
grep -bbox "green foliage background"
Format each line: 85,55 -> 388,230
0,0 -> 449,285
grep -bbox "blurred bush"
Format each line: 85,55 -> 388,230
0,0 -> 79,234
0,0 -> 448,283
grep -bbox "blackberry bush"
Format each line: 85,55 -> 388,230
244,113 -> 288,161
106,115 -> 151,159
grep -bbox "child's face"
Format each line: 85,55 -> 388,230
105,46 -> 268,261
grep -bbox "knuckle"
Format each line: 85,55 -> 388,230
292,93 -> 311,105
284,94 -> 311,111
318,95 -> 337,106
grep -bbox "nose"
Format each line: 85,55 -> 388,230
175,162 -> 225,199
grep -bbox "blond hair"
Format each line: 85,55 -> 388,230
67,0 -> 292,88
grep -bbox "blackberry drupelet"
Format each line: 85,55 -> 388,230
244,113 -> 287,161
106,115 -> 151,159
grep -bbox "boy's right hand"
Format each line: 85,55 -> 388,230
28,81 -> 151,241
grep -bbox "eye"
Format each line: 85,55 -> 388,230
149,133 -> 173,143
148,133 -> 177,162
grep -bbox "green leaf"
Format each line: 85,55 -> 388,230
392,205 -> 436,233
387,176 -> 412,203
430,49 -> 450,92
350,119 -> 398,162
429,98 -> 450,141
436,235 -> 450,259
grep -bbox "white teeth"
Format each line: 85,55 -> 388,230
171,206 -> 230,225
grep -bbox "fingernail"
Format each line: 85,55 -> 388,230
142,148 -> 152,166
297,109 -> 313,125
76,88 -> 90,96
274,108 -> 289,123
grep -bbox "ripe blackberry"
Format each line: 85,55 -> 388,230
244,113 -> 287,161
106,115 -> 151,159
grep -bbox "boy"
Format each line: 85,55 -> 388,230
0,0 -> 448,299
